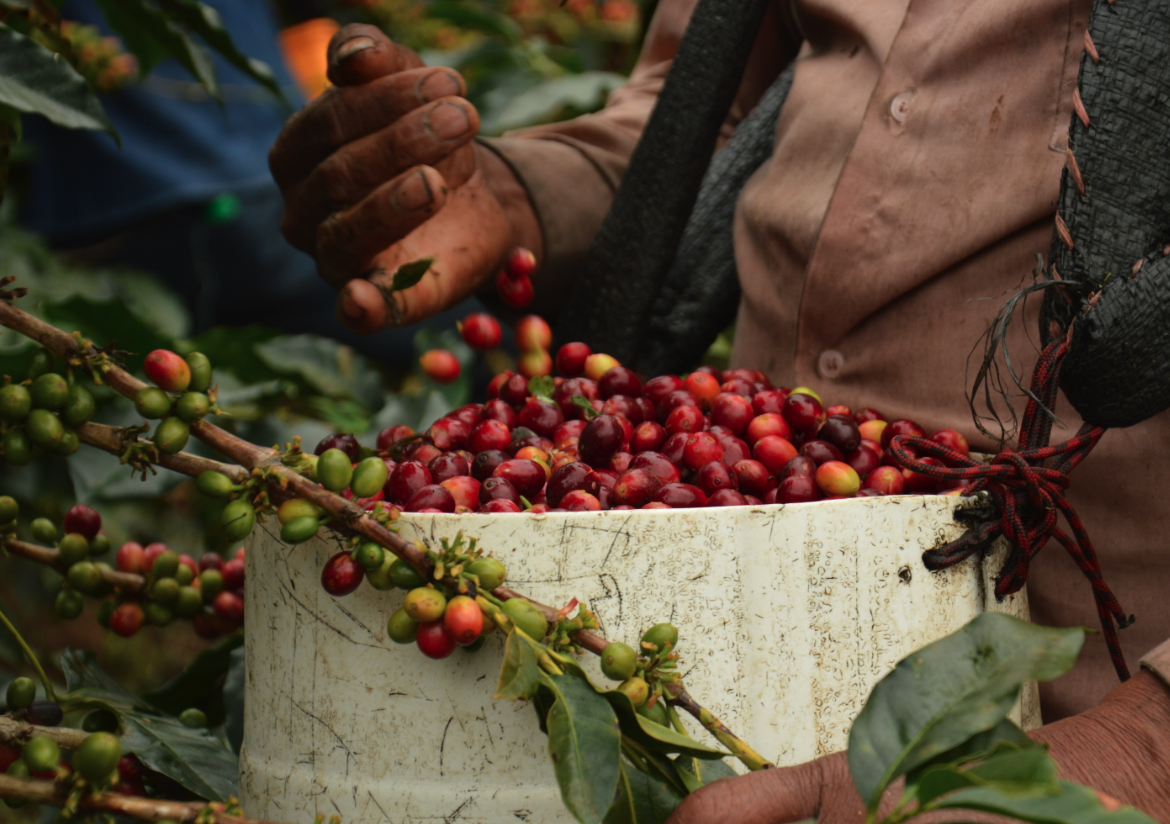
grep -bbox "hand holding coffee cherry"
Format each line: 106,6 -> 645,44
269,24 -> 542,333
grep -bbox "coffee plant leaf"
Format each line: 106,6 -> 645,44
95,0 -> 217,97
601,689 -> 726,761
673,755 -> 737,791
847,613 -> 1083,811
388,258 -> 434,293
494,628 -> 543,701
602,761 -> 684,824
914,745 -> 1056,808
0,23 -> 116,137
140,632 -> 242,724
543,671 -> 622,824
255,334 -> 382,409
932,779 -> 1157,824
60,649 -> 238,801
155,0 -> 284,101
904,716 -> 1036,787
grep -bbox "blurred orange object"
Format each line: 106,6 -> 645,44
278,17 -> 340,101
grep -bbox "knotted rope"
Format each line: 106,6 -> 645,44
888,337 -> 1133,681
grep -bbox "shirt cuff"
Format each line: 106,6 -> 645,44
478,135 -> 620,319
1140,638 -> 1170,690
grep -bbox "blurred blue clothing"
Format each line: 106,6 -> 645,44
19,0 -> 301,245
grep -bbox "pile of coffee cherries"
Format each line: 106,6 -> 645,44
341,328 -> 970,515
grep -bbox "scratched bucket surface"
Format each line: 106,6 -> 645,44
239,495 -> 1037,824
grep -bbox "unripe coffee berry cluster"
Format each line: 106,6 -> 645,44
133,348 -> 214,455
600,622 -> 681,727
0,729 -> 124,807
0,348 -> 97,464
110,540 -> 246,639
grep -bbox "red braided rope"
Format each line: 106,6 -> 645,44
888,337 -> 1134,681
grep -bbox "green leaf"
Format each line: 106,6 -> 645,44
254,334 -> 383,409
388,258 -> 434,292
0,24 -> 116,138
934,780 -> 1158,824
602,690 -> 727,760
96,0 -> 218,98
603,761 -> 684,824
140,632 -> 242,724
60,649 -> 238,801
573,395 -> 600,420
486,71 -> 626,133
674,755 -> 737,791
0,102 -> 22,142
915,745 -> 1056,808
183,324 -> 283,385
528,375 -> 555,401
847,613 -> 1083,810
544,672 -> 623,824
494,629 -> 543,701
903,717 -> 1037,806
156,0 -> 284,101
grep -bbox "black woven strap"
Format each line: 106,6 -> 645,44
556,0 -> 773,361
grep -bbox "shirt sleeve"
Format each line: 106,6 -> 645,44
481,0 -> 799,306
1141,638 -> 1170,690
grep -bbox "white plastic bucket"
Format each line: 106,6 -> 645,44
239,495 -> 1037,824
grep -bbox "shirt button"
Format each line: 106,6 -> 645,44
818,349 -> 845,380
890,92 -> 914,123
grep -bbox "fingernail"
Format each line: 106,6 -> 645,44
336,36 -> 375,62
425,101 -> 471,141
340,292 -> 364,320
392,169 -> 434,212
417,71 -> 462,103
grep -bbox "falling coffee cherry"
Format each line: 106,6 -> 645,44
420,349 -> 461,383
495,270 -> 534,309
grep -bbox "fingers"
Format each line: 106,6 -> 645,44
667,761 -> 826,824
269,67 -> 467,187
326,24 -> 424,87
281,96 -> 480,253
317,165 -> 448,290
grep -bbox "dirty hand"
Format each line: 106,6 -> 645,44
269,24 -> 540,333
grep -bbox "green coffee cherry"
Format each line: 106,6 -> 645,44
151,577 -> 180,605
641,623 -> 679,655
501,599 -> 548,641
350,457 -> 388,499
144,602 -> 174,627
389,558 -> 425,590
61,384 -> 96,427
316,448 -> 353,492
468,558 -> 506,592
637,699 -> 670,727
175,586 -> 203,618
220,500 -> 255,541
50,426 -> 79,456
175,392 -> 210,423
179,708 -> 207,728
0,384 -> 31,422
0,496 -> 18,524
30,517 -> 59,545
26,408 -> 63,448
403,587 -> 447,622
280,514 -> 320,545
276,497 -> 323,524
354,542 -> 384,571
134,386 -> 172,419
73,731 -> 121,782
3,427 -> 31,466
153,416 -> 190,455
151,550 -> 180,579
89,532 -> 111,556
57,533 -> 90,566
600,642 -> 638,681
6,676 -> 36,711
174,564 -> 194,586
5,758 -> 30,806
365,553 -> 396,591
22,736 -> 60,772
198,569 -> 224,601
66,561 -> 103,595
196,470 -> 236,498
387,607 -> 418,644
26,349 -> 55,381
29,373 -> 67,411
55,588 -> 84,620
186,352 -> 212,393
617,676 -> 649,708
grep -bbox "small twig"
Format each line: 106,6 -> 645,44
0,772 -> 285,824
4,537 -> 145,594
664,682 -> 774,770
0,607 -> 56,702
0,715 -> 88,750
